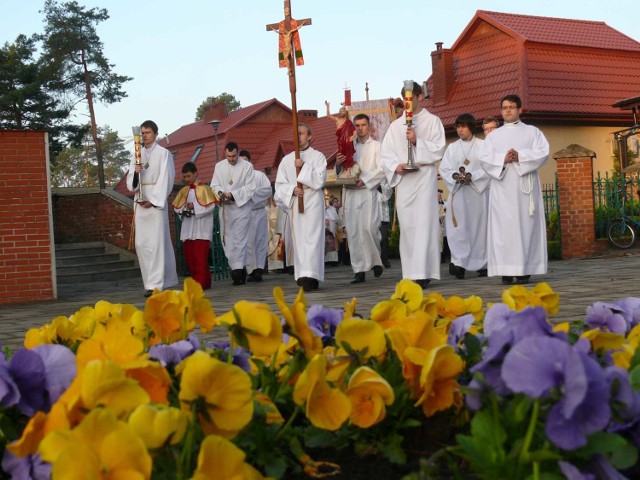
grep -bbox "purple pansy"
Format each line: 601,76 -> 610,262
207,341 -> 251,372
307,304 -> 343,341
149,333 -> 199,368
0,354 -> 20,408
502,335 -> 611,450
1,451 -> 51,480
8,349 -> 46,416
612,297 -> 640,330
585,302 -> 628,335
558,461 -> 596,480
447,314 -> 475,352
33,344 -> 76,406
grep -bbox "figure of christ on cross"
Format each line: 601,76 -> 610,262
267,0 -> 311,213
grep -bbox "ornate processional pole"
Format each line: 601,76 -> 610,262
267,0 -> 311,213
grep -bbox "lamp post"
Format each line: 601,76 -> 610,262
208,119 -> 222,162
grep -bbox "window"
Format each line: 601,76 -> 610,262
189,145 -> 204,163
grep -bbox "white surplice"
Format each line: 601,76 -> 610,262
342,137 -> 385,274
210,158 -> 256,270
324,205 -> 339,263
381,109 -> 446,280
479,121 -> 549,276
246,169 -> 272,273
126,142 -> 179,291
274,147 -> 327,282
439,137 -> 490,272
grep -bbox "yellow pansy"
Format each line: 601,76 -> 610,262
39,409 -> 151,480
346,367 -> 395,428
274,287 -> 322,359
370,298 -> 409,330
80,360 -> 150,418
192,435 -> 269,480
580,328 -> 626,352
75,321 -> 146,370
391,279 -> 424,312
128,404 -> 188,449
254,392 -> 285,425
553,322 -> 570,333
178,351 -> 253,438
293,354 -> 351,431
144,289 -> 187,343
183,277 -> 217,333
464,295 -> 484,321
405,345 -> 464,417
529,282 -> 560,315
218,300 -> 283,356
502,285 -> 530,311
24,323 -> 56,348
386,311 -> 447,361
335,318 -> 387,361
343,297 -> 358,321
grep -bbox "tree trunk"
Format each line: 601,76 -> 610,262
82,48 -> 105,189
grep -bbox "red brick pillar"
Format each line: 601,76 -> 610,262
0,131 -> 55,303
554,144 -> 596,259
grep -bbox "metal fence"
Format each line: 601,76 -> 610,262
593,172 -> 640,238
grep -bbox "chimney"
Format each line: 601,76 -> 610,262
203,101 -> 228,123
430,42 -> 455,106
298,109 -> 318,120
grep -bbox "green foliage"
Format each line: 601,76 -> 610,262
39,0 -> 132,188
194,92 -> 241,121
389,226 -> 400,258
50,125 -> 130,187
0,34 -> 85,156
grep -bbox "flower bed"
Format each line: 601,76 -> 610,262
1,278 -> 639,479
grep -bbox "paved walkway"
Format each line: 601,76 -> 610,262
2,249 -> 640,350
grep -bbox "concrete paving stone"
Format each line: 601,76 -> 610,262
2,252 -> 640,351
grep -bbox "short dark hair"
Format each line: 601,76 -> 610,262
455,113 -> 476,131
482,116 -> 500,127
299,123 -> 312,136
501,94 -> 522,109
225,141 -> 239,152
238,149 -> 251,161
182,162 -> 197,174
401,81 -> 422,98
353,113 -> 370,124
140,120 -> 158,134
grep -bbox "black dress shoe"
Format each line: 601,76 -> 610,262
350,272 -> 366,284
515,275 -> 531,284
373,265 -> 383,278
501,276 -> 514,285
310,278 -> 319,290
300,277 -> 316,292
382,260 -> 391,268
144,289 -> 153,298
449,263 -> 465,279
414,279 -> 430,289
296,277 -> 304,287
231,269 -> 246,286
249,268 -> 263,282
477,269 -> 488,277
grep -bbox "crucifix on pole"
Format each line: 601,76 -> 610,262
267,0 -> 311,213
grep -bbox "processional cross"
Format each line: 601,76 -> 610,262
267,0 -> 311,213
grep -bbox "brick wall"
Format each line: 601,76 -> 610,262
554,144 -> 601,259
0,131 -> 55,303
53,188 -> 179,258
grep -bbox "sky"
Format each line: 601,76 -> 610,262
2,0 -> 639,146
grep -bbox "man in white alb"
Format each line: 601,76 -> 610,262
336,113 -> 385,284
479,94 -> 549,285
211,142 -> 256,285
439,113 -> 490,279
240,149 -> 272,283
274,123 -> 327,292
381,81 -> 446,288
126,120 -> 178,297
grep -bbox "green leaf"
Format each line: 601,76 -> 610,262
380,433 -> 407,465
264,456 -> 288,478
304,428 -> 335,449
470,410 -> 507,450
629,364 -> 640,391
582,431 -> 638,470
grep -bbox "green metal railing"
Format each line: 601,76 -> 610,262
593,172 -> 640,238
174,207 -> 230,281
542,175 -> 561,259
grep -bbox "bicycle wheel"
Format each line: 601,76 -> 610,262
608,220 -> 636,249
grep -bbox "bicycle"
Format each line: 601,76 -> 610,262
607,183 -> 640,249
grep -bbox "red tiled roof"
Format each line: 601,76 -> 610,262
470,11 -> 640,52
114,100 -> 339,194
427,10 -> 640,130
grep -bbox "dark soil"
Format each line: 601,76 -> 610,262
288,414 -> 458,479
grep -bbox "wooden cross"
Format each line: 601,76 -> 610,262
267,0 -> 311,213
